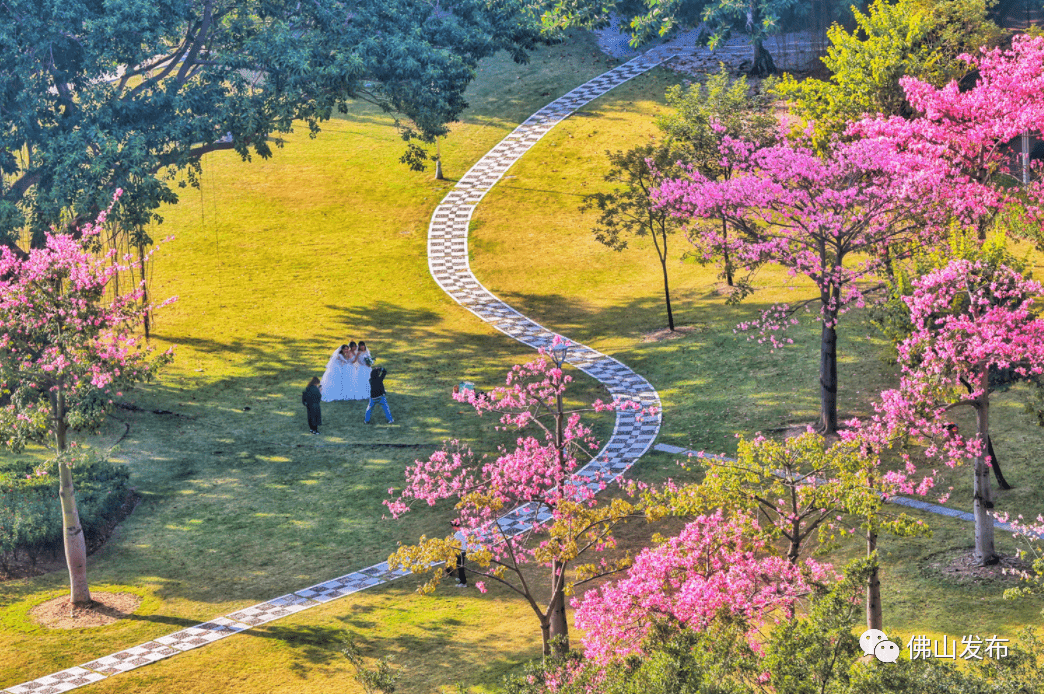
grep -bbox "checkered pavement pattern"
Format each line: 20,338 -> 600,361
1,561 -> 414,693
427,54 -> 670,541
3,50 -> 684,694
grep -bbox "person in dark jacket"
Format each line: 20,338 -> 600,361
363,366 -> 394,424
302,376 -> 322,434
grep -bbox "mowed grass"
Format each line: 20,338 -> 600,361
0,32 -> 621,693
4,27 -> 1044,692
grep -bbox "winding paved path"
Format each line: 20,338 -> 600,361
2,46 -> 685,694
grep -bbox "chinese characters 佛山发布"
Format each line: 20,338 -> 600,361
906,634 -> 1009,660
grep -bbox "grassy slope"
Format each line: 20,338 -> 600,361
4,27 -> 1044,692
0,33 -> 620,693
468,62 -> 1044,644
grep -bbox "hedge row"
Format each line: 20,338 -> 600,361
0,456 -> 130,573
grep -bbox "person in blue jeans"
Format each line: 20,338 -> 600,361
364,365 -> 394,424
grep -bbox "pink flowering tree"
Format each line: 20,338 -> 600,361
852,259 -> 1044,566
573,509 -> 827,665
654,135 -> 940,434
386,341 -> 650,656
652,431 -> 928,630
0,198 -> 175,605
851,34 -> 1044,241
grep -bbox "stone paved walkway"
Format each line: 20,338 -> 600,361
652,444 -> 1024,534
2,43 -> 692,694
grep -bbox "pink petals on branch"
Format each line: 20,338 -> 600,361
574,510 -> 822,665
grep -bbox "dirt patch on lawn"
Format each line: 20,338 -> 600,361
30,591 -> 143,629
924,547 -> 1031,587
640,325 -> 703,343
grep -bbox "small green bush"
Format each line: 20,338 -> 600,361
0,454 -> 130,572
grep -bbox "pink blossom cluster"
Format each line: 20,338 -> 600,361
0,194 -> 175,448
653,133 -> 936,341
852,34 -> 1044,230
573,510 -> 828,664
385,339 -> 649,565
846,259 -> 1044,483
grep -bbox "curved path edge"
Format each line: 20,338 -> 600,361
2,46 -> 688,694
4,39 -> 1018,694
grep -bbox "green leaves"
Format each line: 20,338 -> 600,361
0,0 -> 546,249
776,0 -> 1003,146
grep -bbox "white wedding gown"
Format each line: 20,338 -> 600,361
350,350 -> 373,400
320,349 -> 352,402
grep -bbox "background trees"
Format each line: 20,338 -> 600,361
658,68 -> 776,290
581,144 -> 684,331
654,135 -> 937,434
0,201 -> 173,605
0,0 -> 545,252
540,1 -> 859,75
777,0 -> 1004,145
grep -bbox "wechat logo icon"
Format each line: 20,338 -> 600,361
861,629 -> 900,663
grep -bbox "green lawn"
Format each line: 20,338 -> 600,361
0,31 -> 621,693
3,27 -> 1044,693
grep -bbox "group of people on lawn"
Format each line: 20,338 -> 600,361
301,343 -> 471,589
301,341 -> 393,434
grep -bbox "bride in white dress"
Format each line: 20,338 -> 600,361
351,341 -> 373,400
320,344 -> 353,402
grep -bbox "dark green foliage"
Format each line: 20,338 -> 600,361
0,0 -> 545,249
0,453 -> 129,572
539,1 -> 859,76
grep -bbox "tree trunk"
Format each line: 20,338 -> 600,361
819,319 -> 839,435
659,233 -> 675,331
721,215 -> 733,287
987,435 -> 1012,490
881,243 -> 895,284
866,531 -> 882,630
435,138 -> 445,180
138,242 -> 151,339
959,380 -> 1011,490
749,39 -> 776,77
973,381 -> 998,565
547,561 -> 570,656
58,459 -> 91,606
53,390 -> 91,606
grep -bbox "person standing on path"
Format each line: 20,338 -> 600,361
448,520 -> 468,588
363,364 -> 394,424
302,376 -> 322,434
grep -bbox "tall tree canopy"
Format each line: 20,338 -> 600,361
654,135 -> 939,434
777,0 -> 1004,145
0,0 -> 544,251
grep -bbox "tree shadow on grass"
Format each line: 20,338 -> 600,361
52,291 -> 865,611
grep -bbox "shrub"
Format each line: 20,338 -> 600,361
0,453 -> 130,572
